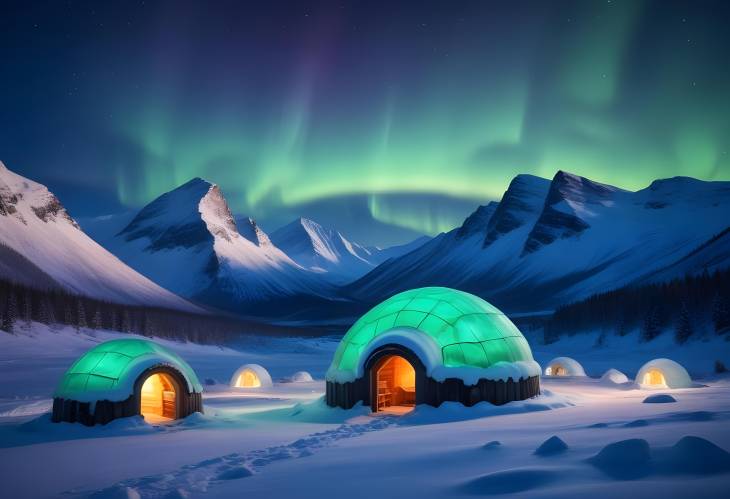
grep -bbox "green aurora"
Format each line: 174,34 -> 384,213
2,1 -> 728,241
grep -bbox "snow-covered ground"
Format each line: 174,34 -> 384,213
1,324 -> 729,499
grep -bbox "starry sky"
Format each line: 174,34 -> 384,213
1,0 -> 729,245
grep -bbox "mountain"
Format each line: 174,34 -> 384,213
105,178 -> 330,312
269,217 -> 430,284
0,162 -> 198,311
366,235 -> 432,264
346,171 -> 730,313
270,218 -> 375,283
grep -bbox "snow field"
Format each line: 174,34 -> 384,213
0,324 -> 729,498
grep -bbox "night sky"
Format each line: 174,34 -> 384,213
1,1 -> 729,245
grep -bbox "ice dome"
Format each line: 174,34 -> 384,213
230,364 -> 273,389
287,371 -> 314,383
53,338 -> 203,426
326,287 -> 541,412
544,357 -> 586,377
635,358 -> 692,389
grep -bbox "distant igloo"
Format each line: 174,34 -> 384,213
544,357 -> 586,377
230,364 -> 273,389
635,359 -> 692,389
600,368 -> 629,384
287,371 -> 314,383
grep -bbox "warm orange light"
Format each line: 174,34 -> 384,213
375,355 -> 415,413
643,369 -> 666,386
235,369 -> 261,388
549,364 -> 567,376
141,373 -> 176,421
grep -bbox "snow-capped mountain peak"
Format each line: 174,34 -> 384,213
107,178 -> 327,308
455,202 -> 498,240
483,174 -> 550,248
270,217 -> 374,282
0,162 -> 197,311
0,161 -> 80,229
238,217 -> 272,247
522,171 -> 621,254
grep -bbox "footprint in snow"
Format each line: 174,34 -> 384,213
77,417 -> 396,499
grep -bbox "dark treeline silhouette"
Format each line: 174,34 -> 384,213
545,268 -> 730,344
0,276 -> 320,343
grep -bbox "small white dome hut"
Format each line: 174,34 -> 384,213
230,364 -> 273,389
544,357 -> 586,377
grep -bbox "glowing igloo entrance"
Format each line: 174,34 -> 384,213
372,354 -> 416,414
140,372 -> 177,423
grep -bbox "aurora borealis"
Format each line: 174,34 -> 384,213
1,0 -> 729,245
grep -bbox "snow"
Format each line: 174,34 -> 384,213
349,172 -> 730,315
2,324 -> 730,499
545,356 -> 587,376
534,435 -> 569,456
599,368 -> 629,384
635,358 -> 693,389
0,162 -> 198,311
229,364 -> 273,389
93,178 -> 328,303
285,371 -> 314,383
270,217 -> 378,283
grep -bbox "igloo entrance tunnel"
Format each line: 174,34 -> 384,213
326,287 -> 541,412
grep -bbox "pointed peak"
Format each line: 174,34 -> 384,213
238,216 -> 271,247
179,177 -> 214,190
456,202 -> 498,240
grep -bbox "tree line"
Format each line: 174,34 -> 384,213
0,276 -> 315,343
545,268 -> 730,344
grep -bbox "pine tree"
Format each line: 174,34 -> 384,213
674,303 -> 693,344
109,309 -> 118,331
37,299 -> 50,324
63,302 -> 74,325
76,301 -> 87,329
712,294 -> 730,335
4,292 -> 18,333
122,309 -> 132,333
92,308 -> 103,329
23,291 -> 32,324
642,307 -> 661,342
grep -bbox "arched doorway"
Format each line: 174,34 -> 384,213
642,368 -> 666,387
549,364 -> 567,376
235,369 -> 261,388
140,372 -> 177,422
372,355 -> 416,414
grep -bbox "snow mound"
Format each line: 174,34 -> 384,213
460,468 -> 559,495
590,436 -> 730,480
88,486 -> 141,499
588,438 -> 652,479
482,440 -> 502,450
658,436 -> 730,475
217,465 -> 254,480
534,435 -> 568,456
399,392 -> 572,425
544,357 -> 586,377
643,394 -> 677,404
600,368 -> 629,384
285,371 -> 314,383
